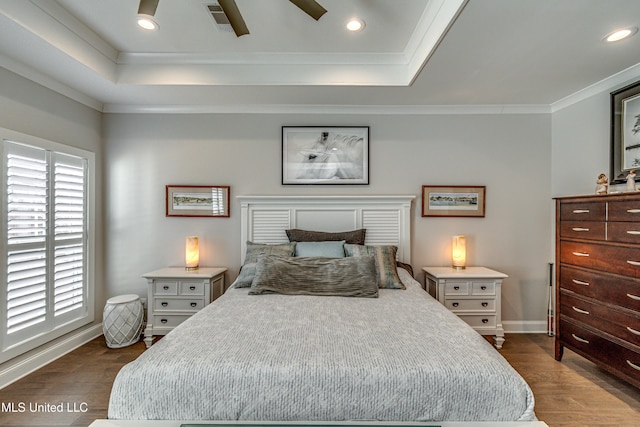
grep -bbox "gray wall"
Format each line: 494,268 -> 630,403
103,112 -> 552,330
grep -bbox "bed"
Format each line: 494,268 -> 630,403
107,196 -> 537,424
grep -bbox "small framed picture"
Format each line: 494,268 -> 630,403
282,126 -> 369,185
166,185 -> 230,217
422,185 -> 486,217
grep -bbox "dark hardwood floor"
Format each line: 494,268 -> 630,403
0,334 -> 638,426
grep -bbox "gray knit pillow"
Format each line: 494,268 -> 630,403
344,244 -> 405,289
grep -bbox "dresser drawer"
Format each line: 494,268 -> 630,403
155,281 -> 178,295
559,221 -> 606,241
560,201 -> 606,221
179,281 -> 205,295
153,314 -> 191,328
561,293 -> 640,347
445,299 -> 495,311
154,298 -> 204,311
458,314 -> 496,328
608,200 -> 640,222
471,281 -> 495,295
608,222 -> 640,244
560,319 -> 640,385
444,281 -> 469,295
560,241 -> 640,277
559,265 -> 640,311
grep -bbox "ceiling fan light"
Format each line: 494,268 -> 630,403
604,26 -> 637,42
137,14 -> 159,30
346,18 -> 365,32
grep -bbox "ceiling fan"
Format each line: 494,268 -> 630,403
138,0 -> 327,37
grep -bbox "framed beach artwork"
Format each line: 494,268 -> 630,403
166,185 -> 230,217
422,185 -> 486,217
282,126 -> 369,185
611,79 -> 640,183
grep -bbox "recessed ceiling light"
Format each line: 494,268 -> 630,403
603,26 -> 637,42
346,18 -> 365,32
137,14 -> 159,31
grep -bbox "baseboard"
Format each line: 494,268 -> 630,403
503,320 -> 548,334
0,323 -> 103,389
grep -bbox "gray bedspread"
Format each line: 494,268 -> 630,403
108,269 -> 535,421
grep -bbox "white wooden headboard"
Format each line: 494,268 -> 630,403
238,196 -> 415,264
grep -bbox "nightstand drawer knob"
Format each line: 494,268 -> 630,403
571,333 -> 589,344
160,319 -> 168,324
572,227 -> 589,232
163,286 -> 169,290
627,260 -> 640,267
482,319 -> 488,324
627,360 -> 640,371
161,302 -> 168,307
452,302 -> 459,307
481,285 -> 487,290
572,251 -> 589,257
191,302 -> 197,307
573,209 -> 590,214
627,327 -> 640,336
454,286 -> 460,290
628,293 -> 640,301
627,209 -> 640,214
572,279 -> 590,286
572,306 -> 590,315
482,302 -> 488,307
190,286 -> 196,291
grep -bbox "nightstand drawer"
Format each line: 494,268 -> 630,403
154,298 -> 204,311
458,314 -> 497,328
154,314 -> 191,328
444,282 -> 469,295
155,281 -> 178,295
471,281 -> 495,295
179,281 -> 205,295
445,299 -> 495,311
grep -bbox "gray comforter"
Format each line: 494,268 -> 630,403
108,269 -> 535,421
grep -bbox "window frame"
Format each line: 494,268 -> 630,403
0,128 -> 95,363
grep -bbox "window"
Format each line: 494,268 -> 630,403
1,132 -> 94,362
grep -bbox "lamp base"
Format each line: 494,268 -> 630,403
185,266 -> 199,271
452,265 -> 466,270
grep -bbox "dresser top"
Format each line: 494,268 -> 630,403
422,266 -> 508,279
142,267 -> 227,279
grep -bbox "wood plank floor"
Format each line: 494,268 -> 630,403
0,334 -> 639,426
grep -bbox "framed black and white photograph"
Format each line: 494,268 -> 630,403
611,80 -> 640,183
422,185 -> 486,217
282,126 -> 369,185
166,185 -> 230,217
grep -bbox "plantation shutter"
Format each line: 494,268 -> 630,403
3,140 -> 88,351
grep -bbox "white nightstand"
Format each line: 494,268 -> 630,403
142,267 -> 227,347
423,266 -> 508,349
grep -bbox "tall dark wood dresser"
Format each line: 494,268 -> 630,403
555,193 -> 640,387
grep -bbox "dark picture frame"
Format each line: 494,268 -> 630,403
282,126 -> 369,185
166,185 -> 230,217
422,185 -> 486,217
611,80 -> 640,184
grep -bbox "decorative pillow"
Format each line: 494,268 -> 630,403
294,240 -> 346,258
234,241 -> 296,288
286,228 -> 366,245
249,255 -> 378,298
343,244 -> 405,289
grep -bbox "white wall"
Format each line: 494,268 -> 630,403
103,111 -> 552,329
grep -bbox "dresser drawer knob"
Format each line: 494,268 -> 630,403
572,252 -> 590,257
190,286 -> 196,291
627,260 -> 640,267
482,302 -> 488,307
572,306 -> 590,315
572,209 -> 590,214
627,326 -> 640,336
572,279 -> 590,286
481,285 -> 487,290
627,209 -> 640,214
627,230 -> 640,235
627,293 -> 640,301
191,302 -> 197,307
163,285 -> 169,290
571,333 -> 589,344
572,227 -> 590,232
482,319 -> 489,324
454,286 -> 460,290
160,319 -> 168,324
627,360 -> 640,371
161,302 -> 168,307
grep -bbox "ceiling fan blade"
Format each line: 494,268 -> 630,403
218,0 -> 250,37
289,0 -> 327,21
138,0 -> 159,16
